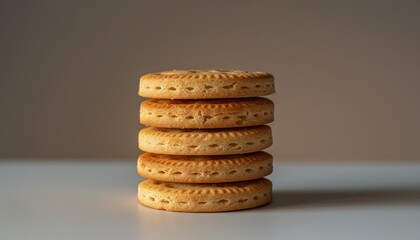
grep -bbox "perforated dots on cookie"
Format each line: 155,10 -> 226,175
140,192 -> 271,206
137,158 -> 272,183
141,83 -> 273,94
139,70 -> 274,99
140,98 -> 274,128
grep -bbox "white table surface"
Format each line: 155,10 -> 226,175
1,160 -> 420,240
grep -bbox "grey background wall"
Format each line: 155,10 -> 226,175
1,0 -> 420,161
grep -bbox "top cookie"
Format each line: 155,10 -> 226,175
139,70 -> 275,99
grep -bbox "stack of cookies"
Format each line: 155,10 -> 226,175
137,70 -> 275,212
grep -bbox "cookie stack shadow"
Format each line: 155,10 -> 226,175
137,70 -> 275,212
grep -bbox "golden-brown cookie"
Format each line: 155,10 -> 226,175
138,125 -> 272,155
138,178 -> 272,212
140,97 -> 274,129
137,152 -> 273,183
139,70 -> 274,99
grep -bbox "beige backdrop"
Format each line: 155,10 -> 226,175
1,1 -> 420,161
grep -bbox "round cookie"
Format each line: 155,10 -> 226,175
137,152 -> 273,183
139,70 -> 275,99
140,97 -> 274,129
138,125 -> 272,155
138,178 -> 272,212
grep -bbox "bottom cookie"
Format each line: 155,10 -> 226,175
138,178 -> 272,212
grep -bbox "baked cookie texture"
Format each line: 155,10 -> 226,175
140,97 -> 274,129
138,125 -> 272,155
137,152 -> 273,183
138,178 -> 272,212
139,70 -> 274,99
137,69 -> 275,212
